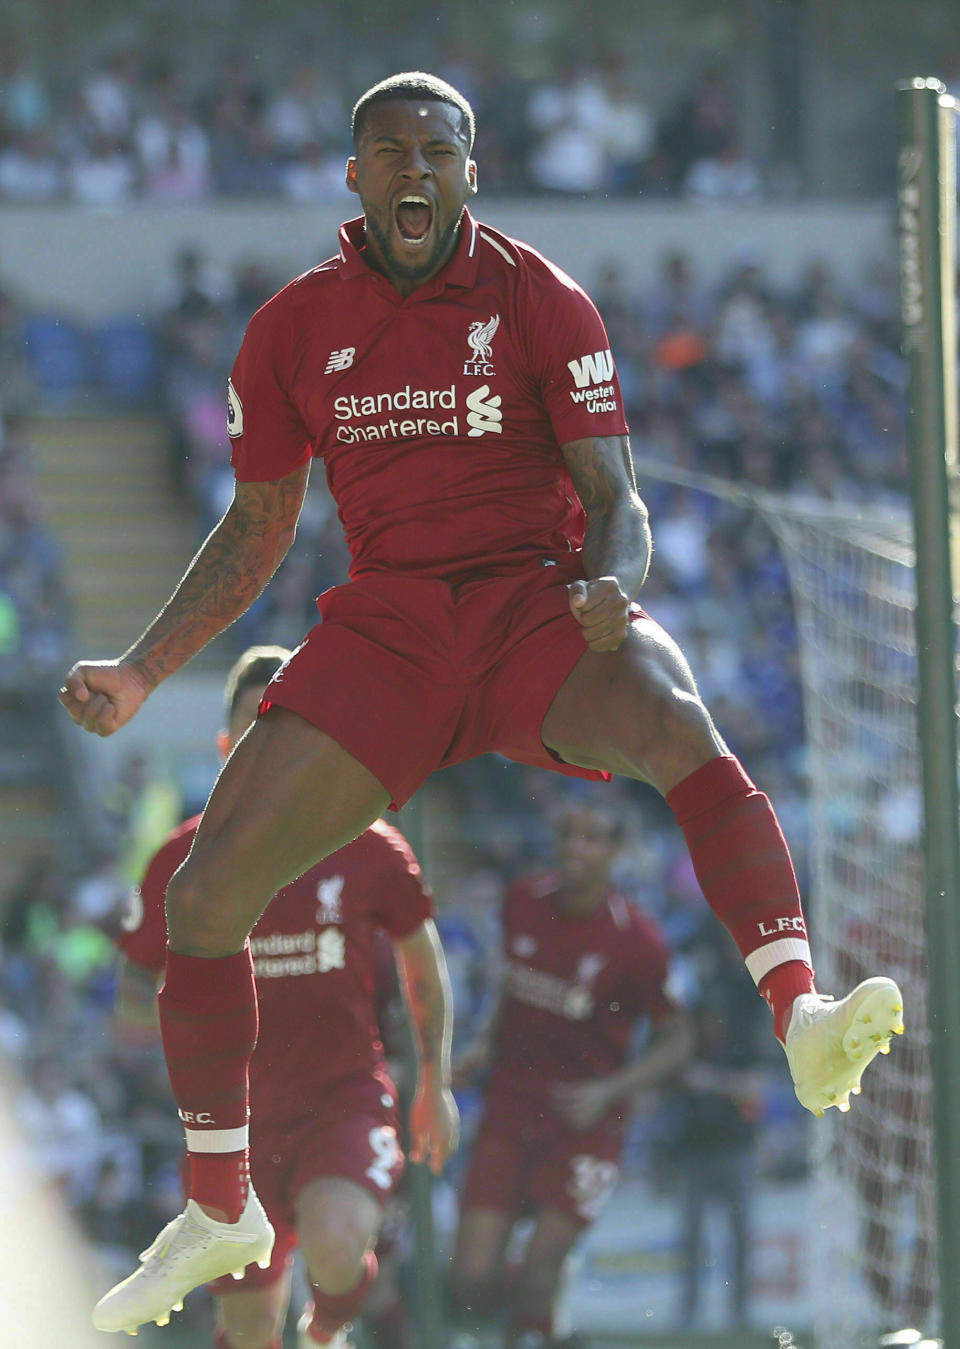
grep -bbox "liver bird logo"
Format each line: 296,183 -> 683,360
467,314 -> 500,362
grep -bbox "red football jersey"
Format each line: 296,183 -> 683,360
486,873 -> 675,1124
228,210 -> 628,581
117,818 -> 433,1125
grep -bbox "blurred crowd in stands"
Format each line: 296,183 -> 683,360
0,39 -> 762,206
0,234 -> 909,1334
0,411 -> 69,687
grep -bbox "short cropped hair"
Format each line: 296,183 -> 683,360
352,71 -> 475,151
223,645 -> 290,723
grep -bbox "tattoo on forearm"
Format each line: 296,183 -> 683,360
123,472 -> 306,686
563,435 -> 651,596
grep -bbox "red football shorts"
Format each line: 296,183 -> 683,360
210,1073 -> 403,1293
262,558 -> 641,809
459,1100 -> 623,1229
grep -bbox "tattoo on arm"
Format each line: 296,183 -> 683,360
123,465 -> 309,688
561,434 -> 651,597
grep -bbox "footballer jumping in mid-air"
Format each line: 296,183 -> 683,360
60,70 -> 904,1336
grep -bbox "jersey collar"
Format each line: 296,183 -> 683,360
337,208 -> 481,297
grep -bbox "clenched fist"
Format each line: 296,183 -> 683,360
59,660 -> 153,737
567,577 -> 631,652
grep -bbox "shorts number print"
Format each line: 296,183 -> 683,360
567,1153 -> 619,1220
365,1125 -> 402,1191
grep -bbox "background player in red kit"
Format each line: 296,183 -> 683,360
59,71 -> 903,1335
448,803 -> 692,1349
113,645 -> 458,1349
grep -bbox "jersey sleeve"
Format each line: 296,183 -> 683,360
522,260 -> 629,447
228,293 -> 314,483
367,823 -> 435,940
114,832 -> 191,973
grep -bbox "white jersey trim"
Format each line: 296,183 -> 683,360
745,937 -> 812,986
480,230 -> 516,266
183,1124 -> 249,1154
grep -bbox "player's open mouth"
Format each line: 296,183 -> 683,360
394,194 -> 434,247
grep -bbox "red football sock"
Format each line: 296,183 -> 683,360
158,946 -> 258,1222
667,755 -> 815,1040
305,1250 -> 378,1341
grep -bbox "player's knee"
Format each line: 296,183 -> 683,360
165,853 -> 244,954
624,675 -> 720,785
301,1227 -> 370,1296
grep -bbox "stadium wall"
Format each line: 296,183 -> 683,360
0,200 -> 895,319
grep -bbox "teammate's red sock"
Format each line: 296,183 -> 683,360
158,947 -> 258,1223
666,755 -> 815,1040
305,1250 -> 379,1342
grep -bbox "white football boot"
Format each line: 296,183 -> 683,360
92,1188 -> 274,1334
784,976 -> 904,1117
296,1305 -> 353,1348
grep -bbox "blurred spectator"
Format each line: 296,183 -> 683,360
102,748 -> 182,887
670,932 -> 767,1331
658,65 -> 740,191
135,85 -> 212,203
684,138 -> 762,203
68,133 -> 138,207
16,1053 -> 104,1202
265,63 -> 345,160
81,48 -> 141,141
0,129 -> 63,202
0,39 -> 51,136
0,416 -> 70,681
526,64 -> 613,194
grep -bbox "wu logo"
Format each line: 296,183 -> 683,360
464,314 -> 500,375
567,348 -> 614,389
325,347 -> 356,374
466,384 -> 502,437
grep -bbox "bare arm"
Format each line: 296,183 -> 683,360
394,919 -> 459,1173
561,433 -> 650,598
599,1007 -> 695,1101
560,434 -> 651,652
395,918 -> 454,1090
551,1008 -> 695,1131
59,464 -> 309,735
124,465 -> 309,686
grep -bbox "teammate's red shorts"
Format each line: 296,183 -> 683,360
261,557 -> 636,809
211,1073 -> 404,1293
459,1100 -> 623,1229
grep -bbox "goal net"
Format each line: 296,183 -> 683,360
635,457 -> 938,1347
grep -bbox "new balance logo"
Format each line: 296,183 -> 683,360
466,384 -> 502,437
325,347 -> 356,373
567,348 -> 614,388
